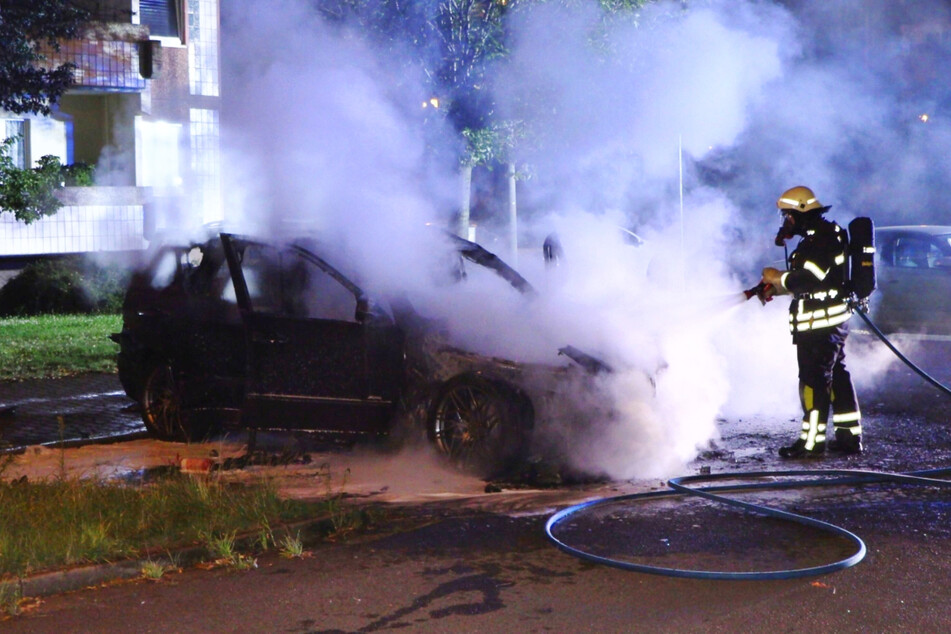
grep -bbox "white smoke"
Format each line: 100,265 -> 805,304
219,0 -> 458,279
218,0 -> 943,479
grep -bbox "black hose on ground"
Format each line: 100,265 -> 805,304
545,467 -> 951,580
852,304 -> 951,397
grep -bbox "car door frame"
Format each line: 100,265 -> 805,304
220,233 -> 401,434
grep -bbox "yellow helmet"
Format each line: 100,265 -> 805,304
777,186 -> 824,212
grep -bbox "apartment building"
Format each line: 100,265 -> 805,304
0,0 -> 221,259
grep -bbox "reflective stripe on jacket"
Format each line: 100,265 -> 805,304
782,220 -> 852,335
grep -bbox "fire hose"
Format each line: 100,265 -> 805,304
545,298 -> 951,580
545,467 -> 951,580
851,302 -> 951,397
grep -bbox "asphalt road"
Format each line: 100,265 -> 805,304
0,374 -> 145,451
4,504 -> 951,633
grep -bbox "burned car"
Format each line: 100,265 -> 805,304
111,228 -> 610,474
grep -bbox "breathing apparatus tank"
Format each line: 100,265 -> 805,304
847,217 -> 876,301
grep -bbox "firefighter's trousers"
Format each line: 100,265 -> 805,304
795,323 -> 861,449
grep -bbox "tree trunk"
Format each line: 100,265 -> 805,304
456,163 -> 472,239
507,161 -> 517,266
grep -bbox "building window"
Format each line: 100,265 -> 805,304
3,120 -> 27,169
140,0 -> 183,39
190,108 -> 221,223
187,0 -> 219,97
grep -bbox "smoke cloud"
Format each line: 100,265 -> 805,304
218,0 -> 946,479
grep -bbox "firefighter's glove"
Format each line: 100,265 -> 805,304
756,283 -> 775,305
761,267 -> 788,295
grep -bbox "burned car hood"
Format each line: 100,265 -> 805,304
390,234 -> 611,381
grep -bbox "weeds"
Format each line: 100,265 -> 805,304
279,531 -> 307,559
256,518 -> 274,552
56,416 -> 67,480
203,530 -> 237,561
141,550 -> 181,580
202,531 -> 257,570
0,446 -> 14,478
0,473 -> 316,578
324,467 -> 365,539
0,581 -> 21,617
141,559 -> 171,581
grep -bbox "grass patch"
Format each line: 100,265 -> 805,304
279,531 -> 307,559
0,314 -> 120,380
0,472 -> 320,579
141,557 -> 178,581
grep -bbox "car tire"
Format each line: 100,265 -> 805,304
427,374 -> 532,477
141,361 -> 212,442
116,350 -> 149,402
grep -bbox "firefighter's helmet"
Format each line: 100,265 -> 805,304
777,186 -> 825,213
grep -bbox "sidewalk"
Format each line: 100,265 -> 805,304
0,374 -> 146,452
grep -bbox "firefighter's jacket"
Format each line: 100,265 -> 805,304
779,219 -> 851,338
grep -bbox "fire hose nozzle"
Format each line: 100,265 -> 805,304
744,282 -> 774,305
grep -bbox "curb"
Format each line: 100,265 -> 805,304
1,430 -> 150,456
1,516 -> 335,601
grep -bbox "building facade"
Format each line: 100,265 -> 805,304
0,0 -> 221,258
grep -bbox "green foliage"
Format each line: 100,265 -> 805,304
279,531 -> 307,558
0,137 -> 97,224
0,0 -> 90,116
141,558 -> 175,580
0,137 -> 64,224
461,119 -> 528,166
0,260 -> 85,315
0,256 -> 128,317
318,0 -> 512,131
62,161 -> 96,186
598,0 -> 655,12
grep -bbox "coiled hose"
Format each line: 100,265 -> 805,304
546,467 -> 951,580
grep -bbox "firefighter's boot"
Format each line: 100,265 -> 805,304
829,428 -> 863,454
778,438 -> 825,459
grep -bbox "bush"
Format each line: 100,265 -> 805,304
0,141 -> 64,224
62,161 -> 96,186
1,137 -> 96,224
0,257 -> 130,316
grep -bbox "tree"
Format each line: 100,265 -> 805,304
316,0 -> 514,238
317,1 -> 664,246
459,121 -> 527,256
0,137 -> 65,223
0,0 -> 89,116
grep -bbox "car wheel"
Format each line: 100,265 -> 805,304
141,362 -> 210,442
428,375 -> 532,476
116,350 -> 148,403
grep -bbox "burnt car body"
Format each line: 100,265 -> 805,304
111,229 -> 608,473
868,225 -> 951,335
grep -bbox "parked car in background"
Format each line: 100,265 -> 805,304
111,228 -> 611,475
868,225 -> 951,335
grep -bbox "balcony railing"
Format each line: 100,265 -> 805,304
0,187 -> 150,257
72,0 -> 136,25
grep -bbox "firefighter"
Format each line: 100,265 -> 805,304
760,186 -> 863,458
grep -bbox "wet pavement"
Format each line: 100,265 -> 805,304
0,374 -> 146,452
